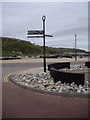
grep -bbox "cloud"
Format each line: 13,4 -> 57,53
2,2 -> 88,50
52,26 -> 88,37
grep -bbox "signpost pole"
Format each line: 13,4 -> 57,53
27,15 -> 53,73
42,15 -> 46,72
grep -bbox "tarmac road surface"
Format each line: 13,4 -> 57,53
2,61 -> 89,118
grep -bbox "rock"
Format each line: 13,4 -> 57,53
66,86 -> 70,90
77,89 -> 81,94
55,81 -> 61,86
47,88 -> 52,92
79,85 -> 83,90
44,83 -> 49,88
74,86 -> 78,91
46,85 -> 53,90
25,83 -> 28,86
63,83 -> 67,86
85,80 -> 89,85
12,69 -> 90,95
22,77 -> 26,80
82,89 -> 88,94
58,87 -> 63,93
70,82 -> 75,86
70,87 -> 74,91
37,80 -> 42,84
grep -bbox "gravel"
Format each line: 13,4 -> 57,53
62,64 -> 88,71
11,65 -> 90,95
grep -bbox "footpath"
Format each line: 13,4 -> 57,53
3,67 -> 89,118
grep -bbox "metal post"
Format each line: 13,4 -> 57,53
42,15 -> 46,72
75,34 -> 77,61
27,15 -> 52,73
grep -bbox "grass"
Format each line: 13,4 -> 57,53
1,37 -> 86,57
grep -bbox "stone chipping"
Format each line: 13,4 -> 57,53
11,65 -> 90,95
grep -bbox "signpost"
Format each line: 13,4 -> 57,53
27,15 -> 53,72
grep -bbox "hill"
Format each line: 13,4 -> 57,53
0,37 -> 86,57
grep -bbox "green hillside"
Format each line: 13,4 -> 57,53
0,37 -> 86,57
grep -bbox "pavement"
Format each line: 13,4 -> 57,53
2,58 -> 89,118
2,81 -> 89,118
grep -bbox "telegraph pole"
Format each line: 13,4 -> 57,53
42,15 -> 46,72
75,34 -> 77,61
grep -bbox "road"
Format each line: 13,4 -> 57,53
2,61 -> 89,118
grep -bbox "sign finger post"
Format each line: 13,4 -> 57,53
27,15 -> 53,72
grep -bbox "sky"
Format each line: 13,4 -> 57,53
2,2 -> 88,51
